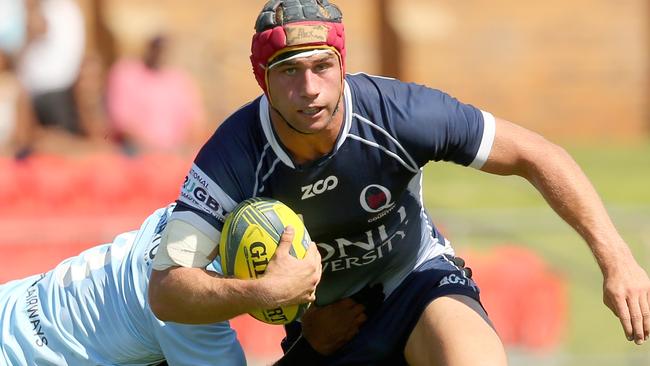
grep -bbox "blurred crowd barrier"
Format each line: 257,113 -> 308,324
0,153 -> 188,216
0,153 -> 188,279
460,246 -> 568,351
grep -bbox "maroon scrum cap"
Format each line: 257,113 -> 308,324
250,0 -> 346,94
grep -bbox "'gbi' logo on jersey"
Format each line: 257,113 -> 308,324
179,165 -> 227,222
301,175 -> 338,200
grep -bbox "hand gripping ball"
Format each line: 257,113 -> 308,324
220,197 -> 312,324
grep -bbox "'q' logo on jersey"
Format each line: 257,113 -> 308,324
360,184 -> 394,213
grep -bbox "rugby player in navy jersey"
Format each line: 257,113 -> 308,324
149,0 -> 650,364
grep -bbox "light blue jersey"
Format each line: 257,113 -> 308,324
0,205 -> 245,366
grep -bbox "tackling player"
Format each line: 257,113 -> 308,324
0,204 -> 323,365
149,0 -> 650,364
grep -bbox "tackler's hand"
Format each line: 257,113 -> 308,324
302,298 -> 367,355
444,254 -> 473,278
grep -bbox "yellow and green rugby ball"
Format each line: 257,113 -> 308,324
219,197 -> 312,325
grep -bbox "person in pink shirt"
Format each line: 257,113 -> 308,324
106,34 -> 206,155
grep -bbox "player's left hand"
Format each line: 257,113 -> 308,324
602,259 -> 650,345
302,298 -> 367,355
263,226 -> 322,307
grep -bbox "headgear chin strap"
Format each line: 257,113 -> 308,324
250,0 -> 346,95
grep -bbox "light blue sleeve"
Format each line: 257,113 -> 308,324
151,317 -> 246,366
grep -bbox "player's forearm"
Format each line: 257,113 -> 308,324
481,119 -> 636,275
148,267 -> 277,324
519,142 -> 634,274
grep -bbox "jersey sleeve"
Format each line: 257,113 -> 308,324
358,74 -> 495,169
170,103 -> 261,245
152,320 -> 246,366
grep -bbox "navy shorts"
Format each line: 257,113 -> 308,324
284,254 -> 482,365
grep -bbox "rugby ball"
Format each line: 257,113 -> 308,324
219,197 -> 312,324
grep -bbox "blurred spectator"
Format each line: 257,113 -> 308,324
17,0 -> 87,136
74,52 -> 111,142
106,34 -> 207,156
0,0 -> 28,56
0,49 -> 37,157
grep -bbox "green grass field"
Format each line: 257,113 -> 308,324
421,143 -> 650,360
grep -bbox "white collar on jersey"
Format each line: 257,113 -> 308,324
259,80 -> 353,169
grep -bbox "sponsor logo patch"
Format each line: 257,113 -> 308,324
360,184 -> 395,213
438,273 -> 477,291
180,167 -> 227,222
318,206 -> 407,272
24,277 -> 48,347
301,175 -> 338,200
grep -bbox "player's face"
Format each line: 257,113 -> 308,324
267,53 -> 343,135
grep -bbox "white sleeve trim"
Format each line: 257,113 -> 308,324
469,110 -> 496,169
169,210 -> 221,241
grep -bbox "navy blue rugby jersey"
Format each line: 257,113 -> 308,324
171,73 -> 495,305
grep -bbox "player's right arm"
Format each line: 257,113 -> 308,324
147,104 -> 325,324
148,224 -> 321,324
